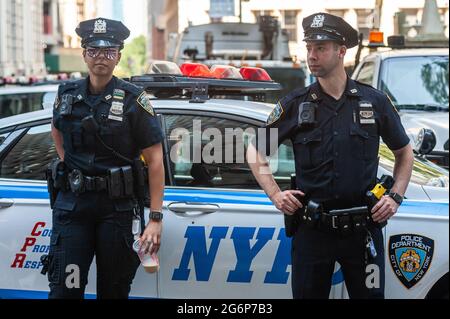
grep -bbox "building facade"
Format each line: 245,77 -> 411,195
0,0 -> 46,77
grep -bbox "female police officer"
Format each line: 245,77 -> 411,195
48,18 -> 165,298
247,13 -> 414,298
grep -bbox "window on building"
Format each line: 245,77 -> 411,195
356,9 -> 373,40
252,10 -> 275,22
281,10 -> 299,42
76,0 -> 84,24
400,8 -> 420,37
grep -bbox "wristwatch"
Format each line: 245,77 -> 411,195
388,192 -> 404,205
149,211 -> 163,221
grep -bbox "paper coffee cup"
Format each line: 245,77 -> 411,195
133,240 -> 159,273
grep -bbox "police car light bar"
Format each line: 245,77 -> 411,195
180,63 -> 212,78
147,60 -> 183,75
239,67 -> 272,81
210,65 -> 243,80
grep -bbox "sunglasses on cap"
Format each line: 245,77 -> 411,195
85,47 -> 119,60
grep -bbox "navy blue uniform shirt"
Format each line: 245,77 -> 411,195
53,76 -> 163,176
256,77 -> 409,209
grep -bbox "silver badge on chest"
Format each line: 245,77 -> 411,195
359,101 -> 375,124
108,101 -> 123,121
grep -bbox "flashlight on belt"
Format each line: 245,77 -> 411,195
366,174 -> 395,227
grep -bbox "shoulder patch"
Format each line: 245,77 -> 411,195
53,95 -> 60,109
266,102 -> 284,125
385,94 -> 399,113
137,92 -> 154,116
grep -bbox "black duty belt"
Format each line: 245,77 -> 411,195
299,203 -> 373,235
68,169 -> 108,193
67,167 -> 136,200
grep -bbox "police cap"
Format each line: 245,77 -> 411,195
76,17 -> 130,49
302,13 -> 359,48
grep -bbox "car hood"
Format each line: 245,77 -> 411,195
399,111 -> 449,152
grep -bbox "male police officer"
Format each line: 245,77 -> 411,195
247,13 -> 414,298
47,18 -> 165,298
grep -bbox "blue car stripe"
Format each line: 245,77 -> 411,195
0,184 -> 448,216
0,288 -> 147,299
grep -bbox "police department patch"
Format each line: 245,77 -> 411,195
388,234 -> 434,289
137,92 -> 154,116
266,102 -> 283,125
53,95 -> 60,109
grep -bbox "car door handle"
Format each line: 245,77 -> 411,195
0,199 -> 14,208
167,202 -> 219,216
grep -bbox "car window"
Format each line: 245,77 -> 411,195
355,61 -> 375,86
379,55 -> 449,108
163,114 -> 294,189
0,124 -> 56,180
0,92 -> 47,118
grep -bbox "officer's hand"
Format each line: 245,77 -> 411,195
271,190 -> 304,215
140,220 -> 162,255
371,195 -> 399,223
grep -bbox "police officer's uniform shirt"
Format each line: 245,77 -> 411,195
53,76 -> 163,176
257,78 -> 409,209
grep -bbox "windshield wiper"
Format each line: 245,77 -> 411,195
396,104 -> 449,112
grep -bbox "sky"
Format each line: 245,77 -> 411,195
96,0 -> 148,41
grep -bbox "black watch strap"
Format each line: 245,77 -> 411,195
149,211 -> 163,221
388,192 -> 403,205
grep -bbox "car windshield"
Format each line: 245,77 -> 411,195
378,144 -> 449,187
379,55 -> 449,110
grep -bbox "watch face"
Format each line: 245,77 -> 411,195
150,212 -> 163,220
390,193 -> 403,204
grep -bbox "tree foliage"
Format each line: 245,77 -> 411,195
115,35 -> 147,77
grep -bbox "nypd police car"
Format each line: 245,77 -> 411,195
0,63 -> 448,299
0,84 -> 58,119
352,47 -> 449,169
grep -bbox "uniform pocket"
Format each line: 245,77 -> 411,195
350,125 -> 379,160
48,232 -> 64,285
53,192 -> 77,225
293,128 -> 323,168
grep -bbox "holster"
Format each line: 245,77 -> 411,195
46,159 -> 67,209
284,210 -> 302,238
284,174 -> 303,237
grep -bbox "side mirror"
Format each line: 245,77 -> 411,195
414,128 -> 436,155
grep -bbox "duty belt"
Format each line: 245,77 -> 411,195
68,169 -> 108,193
299,203 -> 373,235
67,166 -> 135,199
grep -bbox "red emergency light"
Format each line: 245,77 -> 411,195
180,63 -> 212,78
210,65 -> 243,79
239,67 -> 272,81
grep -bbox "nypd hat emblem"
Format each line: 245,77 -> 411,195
311,14 -> 325,28
388,234 -> 434,289
94,19 -> 107,34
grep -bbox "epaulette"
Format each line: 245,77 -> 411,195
354,79 -> 386,98
116,78 -> 142,96
58,79 -> 82,94
278,86 -> 309,107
